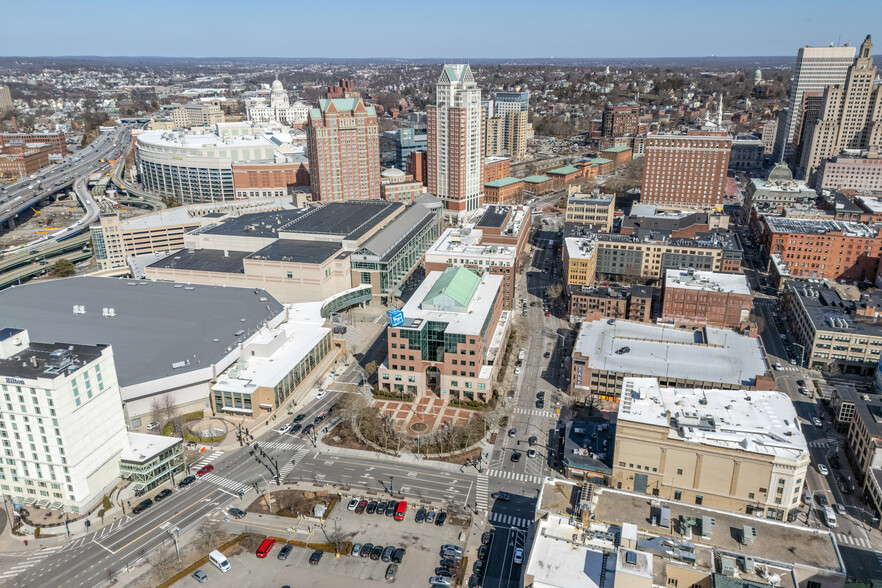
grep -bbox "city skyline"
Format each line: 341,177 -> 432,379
0,0 -> 878,58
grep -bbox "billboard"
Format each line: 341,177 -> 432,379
386,309 -> 404,327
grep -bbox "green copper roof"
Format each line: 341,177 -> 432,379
484,176 -> 524,188
316,98 -> 376,117
601,146 -> 632,153
424,266 -> 481,309
591,157 -> 613,165
523,175 -> 552,183
548,165 -> 580,175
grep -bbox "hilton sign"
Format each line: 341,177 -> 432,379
5,377 -> 25,385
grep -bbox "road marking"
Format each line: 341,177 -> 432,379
109,488 -> 222,554
475,475 -> 489,512
92,540 -> 114,554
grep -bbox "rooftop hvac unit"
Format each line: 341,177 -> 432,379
741,525 -> 757,546
701,516 -> 715,539
659,505 -> 671,529
720,556 -> 737,577
743,556 -> 756,574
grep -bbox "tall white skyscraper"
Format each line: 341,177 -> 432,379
773,44 -> 855,163
427,64 -> 485,223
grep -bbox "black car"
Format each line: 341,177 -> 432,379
468,574 -> 482,588
543,351 -> 551,358
278,544 -> 293,560
481,531 -> 493,545
528,435 -> 538,446
376,501 -> 388,515
370,545 -> 384,560
490,491 -> 511,502
228,507 -> 246,519
290,423 -> 302,435
386,500 -> 398,517
293,414 -> 306,423
391,547 -> 406,563
478,545 -> 489,560
302,424 -> 315,436
366,500 -> 378,514
536,399 -> 545,409
435,511 -> 447,526
360,543 -> 374,557
381,545 -> 395,562
536,391 -> 545,399
309,550 -> 323,565
415,508 -> 427,523
314,415 -> 325,424
435,567 -> 454,577
154,489 -> 172,502
178,475 -> 196,488
439,557 -> 458,568
797,379 -> 806,387
473,560 -> 485,574
132,499 -> 153,514
511,452 -> 522,462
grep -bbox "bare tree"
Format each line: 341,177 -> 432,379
364,360 -> 378,379
159,394 -> 178,424
194,519 -> 225,553
150,397 -> 163,427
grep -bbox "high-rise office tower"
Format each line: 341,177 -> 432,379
428,65 -> 485,222
773,44 -> 855,164
602,103 -> 639,137
0,85 -> 12,113
798,35 -> 882,182
306,98 -> 380,202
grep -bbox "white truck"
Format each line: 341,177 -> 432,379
823,506 -> 837,528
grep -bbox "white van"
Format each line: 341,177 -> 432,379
209,549 -> 231,572
823,506 -> 837,528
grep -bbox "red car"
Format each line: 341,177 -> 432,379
196,464 -> 214,477
256,537 -> 275,558
544,311 -> 550,317
355,499 -> 368,514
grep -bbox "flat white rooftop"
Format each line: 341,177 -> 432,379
400,270 -> 502,336
856,196 -> 882,214
426,228 -> 516,263
565,236 -> 598,260
618,377 -> 808,460
120,432 -> 181,464
526,515 -> 608,588
664,269 -> 751,295
764,216 -> 878,238
574,319 -> 769,387
137,129 -> 275,150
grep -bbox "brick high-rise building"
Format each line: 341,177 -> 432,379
641,130 -> 731,210
798,36 -> 882,183
427,64 -> 485,223
306,98 -> 380,202
773,44 -> 855,164
0,130 -> 67,157
602,103 -> 639,137
0,85 -> 12,113
407,151 -> 428,186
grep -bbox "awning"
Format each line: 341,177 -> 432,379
221,406 -> 253,414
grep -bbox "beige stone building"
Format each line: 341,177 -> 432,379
798,36 -> 882,183
171,103 -> 224,128
612,378 -> 809,520
565,192 -> 615,231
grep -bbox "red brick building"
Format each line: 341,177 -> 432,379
761,216 -> 882,282
483,177 -> 524,204
602,103 -> 639,136
231,161 -> 310,198
568,285 -> 653,322
600,146 -> 633,168
641,130 -> 731,210
0,147 -> 51,179
661,269 -> 752,328
407,151 -> 428,186
484,156 -> 511,183
0,131 -> 67,157
306,99 -> 380,202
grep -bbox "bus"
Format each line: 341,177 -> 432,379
394,500 -> 408,521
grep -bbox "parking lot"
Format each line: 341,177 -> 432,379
181,497 -> 468,587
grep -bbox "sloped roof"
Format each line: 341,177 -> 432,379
423,266 -> 480,308
548,165 -> 580,175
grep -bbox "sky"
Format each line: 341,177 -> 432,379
1,0 -> 878,59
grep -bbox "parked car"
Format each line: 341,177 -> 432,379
478,545 -> 489,560
382,545 -> 395,562
370,545 -> 384,560
481,531 -> 494,545
132,499 -> 153,514
415,508 -> 427,523
385,563 -> 398,582
315,390 -> 327,399
146,421 -> 159,431
355,499 -> 368,514
154,489 -> 172,502
228,507 -> 246,519
543,351 -> 550,358
430,577 -> 453,587
350,543 -> 362,557
178,475 -> 196,488
347,498 -> 359,511
278,544 -> 292,560
436,566 -> 455,577
366,500 -> 378,514
473,560 -> 484,574
290,423 -> 302,435
386,500 -> 398,517
426,510 -> 436,524
293,414 -> 306,423
360,543 -> 374,557
435,511 -> 447,526
439,557 -> 458,568
309,550 -> 323,565
277,424 -> 291,434
191,570 -> 208,583
376,501 -> 388,515
391,547 -> 406,563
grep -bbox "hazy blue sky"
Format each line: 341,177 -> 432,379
1,0 -> 877,58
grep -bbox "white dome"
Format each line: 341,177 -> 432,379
271,78 -> 284,92
381,168 -> 405,178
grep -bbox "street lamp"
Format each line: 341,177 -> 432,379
389,475 -> 394,497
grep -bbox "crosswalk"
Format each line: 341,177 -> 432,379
475,474 -> 489,512
258,441 -> 304,451
201,472 -> 249,493
514,407 -> 550,417
488,469 -> 543,485
279,446 -> 310,480
808,438 -> 837,448
777,365 -> 800,372
835,532 -> 873,549
489,511 -> 532,529
191,450 -> 223,469
0,546 -> 60,580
